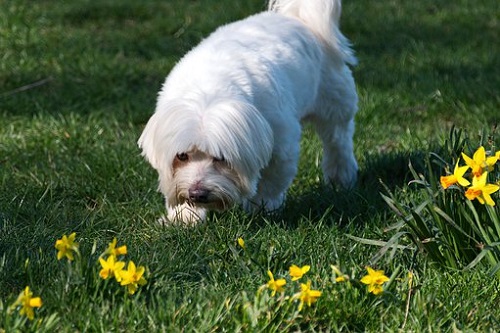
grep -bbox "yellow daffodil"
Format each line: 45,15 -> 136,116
119,261 -> 147,295
11,286 -> 42,320
360,266 -> 390,295
266,270 -> 286,296
465,172 -> 499,206
440,161 -> 471,189
462,146 -> 498,178
99,255 -> 126,282
237,237 -> 245,249
104,238 -> 127,257
289,264 -> 310,281
331,265 -> 348,283
55,232 -> 79,261
407,271 -> 414,288
296,280 -> 322,311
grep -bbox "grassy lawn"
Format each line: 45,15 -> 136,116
1,0 -> 499,331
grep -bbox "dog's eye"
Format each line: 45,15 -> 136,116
176,153 -> 189,162
213,155 -> 225,162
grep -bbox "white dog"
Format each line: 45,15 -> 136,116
138,0 -> 358,224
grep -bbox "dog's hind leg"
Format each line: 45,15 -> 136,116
313,116 -> 358,189
307,65 -> 358,189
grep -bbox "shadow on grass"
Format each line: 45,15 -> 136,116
259,128 -> 482,228
258,149 -> 431,229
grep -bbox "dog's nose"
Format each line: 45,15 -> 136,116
189,188 -> 210,203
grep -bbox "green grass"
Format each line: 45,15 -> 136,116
1,0 -> 499,331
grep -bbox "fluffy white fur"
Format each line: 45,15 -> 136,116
138,0 -> 358,224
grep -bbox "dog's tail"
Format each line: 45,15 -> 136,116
268,0 -> 356,65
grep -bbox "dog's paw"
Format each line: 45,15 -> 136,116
243,192 -> 286,214
323,155 -> 358,189
158,204 -> 207,226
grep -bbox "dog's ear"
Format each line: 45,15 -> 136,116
197,99 -> 274,196
138,99 -> 198,172
137,111 -> 163,170
201,99 -> 274,172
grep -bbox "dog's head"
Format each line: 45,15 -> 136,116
138,96 -> 273,216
